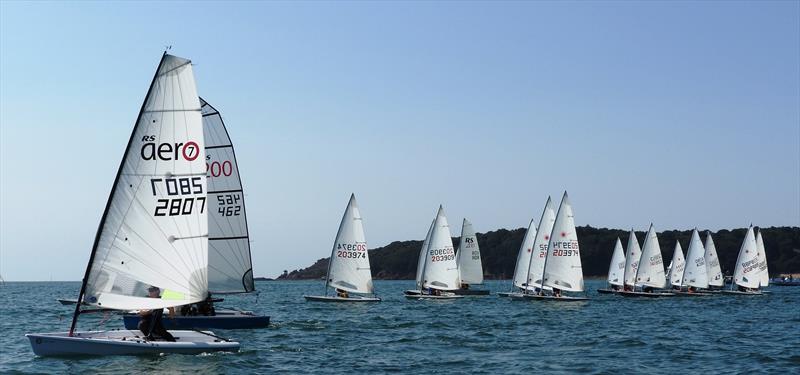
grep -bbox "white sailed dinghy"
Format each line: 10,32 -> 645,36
755,229 -> 769,288
453,219 -> 489,295
525,192 -> 588,302
619,224 -> 674,298
27,53 -> 239,356
598,238 -> 626,294
122,97 -> 270,329
722,226 -> 764,296
405,206 -> 463,300
704,232 -> 724,290
666,242 -> 686,290
673,229 -> 713,296
511,197 -> 556,300
620,229 -> 641,293
305,194 -> 380,302
498,218 -> 537,297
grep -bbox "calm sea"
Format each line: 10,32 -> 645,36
1,280 -> 798,374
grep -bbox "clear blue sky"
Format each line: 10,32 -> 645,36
1,1 -> 798,281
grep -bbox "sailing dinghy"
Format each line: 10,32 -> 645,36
404,206 -> 464,299
524,192 -> 588,301
721,225 -> 764,295
666,242 -> 685,291
27,53 -> 239,356
618,224 -> 674,297
497,218 -> 538,297
510,197 -> 557,300
453,219 -> 489,295
755,229 -> 769,288
704,232 -> 724,291
597,238 -> 626,294
304,194 -> 380,302
122,97 -> 269,329
673,229 -> 713,296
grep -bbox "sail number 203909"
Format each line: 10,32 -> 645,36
150,177 -> 206,217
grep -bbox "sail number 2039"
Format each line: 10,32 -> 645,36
150,177 -> 206,217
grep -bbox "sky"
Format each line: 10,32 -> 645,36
1,1 -> 798,281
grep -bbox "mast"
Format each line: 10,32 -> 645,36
69,52 -> 168,335
418,206 -> 441,293
524,197 -> 551,295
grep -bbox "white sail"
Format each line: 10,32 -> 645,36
732,226 -> 760,289
325,194 -> 373,294
667,242 -> 685,287
456,219 -> 483,284
622,230 -> 641,287
512,219 -> 537,289
415,220 -> 435,290
607,238 -> 626,286
635,224 -> 666,289
755,229 -> 769,287
542,192 -> 584,292
682,229 -> 708,288
421,206 -> 461,290
526,197 -> 556,289
84,54 -> 208,311
200,98 -> 254,294
704,233 -> 724,287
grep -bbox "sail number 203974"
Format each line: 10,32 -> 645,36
150,177 -> 206,217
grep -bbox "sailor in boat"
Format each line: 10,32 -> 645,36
643,286 -> 655,294
179,293 -> 216,316
138,286 -> 176,342
460,282 -> 470,290
552,287 -> 562,298
336,288 -> 349,298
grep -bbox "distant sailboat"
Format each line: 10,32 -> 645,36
621,229 -> 641,292
755,229 -> 769,287
704,232 -> 724,290
598,238 -> 626,294
27,53 -> 239,356
666,242 -> 685,290
721,225 -> 763,295
497,218 -> 537,297
404,206 -> 463,299
619,224 -> 673,297
674,229 -> 712,296
509,197 -> 556,299
525,192 -> 588,301
453,219 -> 489,295
305,194 -> 380,302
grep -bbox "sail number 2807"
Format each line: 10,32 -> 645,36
150,177 -> 206,217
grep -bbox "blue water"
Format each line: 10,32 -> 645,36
1,280 -> 798,374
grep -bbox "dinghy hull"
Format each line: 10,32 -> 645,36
671,291 -> 714,297
617,291 -> 675,298
26,330 -> 239,356
720,290 -> 763,296
452,289 -> 490,296
596,289 -> 619,294
303,295 -> 381,302
122,309 -> 269,330
523,295 -> 589,301
404,294 -> 463,300
496,292 -> 513,297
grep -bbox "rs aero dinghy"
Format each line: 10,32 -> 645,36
452,219 -> 490,295
27,53 -> 239,356
404,206 -> 464,299
122,98 -> 269,329
304,194 -> 380,302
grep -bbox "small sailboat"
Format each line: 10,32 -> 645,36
721,225 -> 763,295
666,242 -> 685,290
121,97 -> 269,329
755,229 -> 769,288
497,218 -> 537,297
404,206 -> 463,299
597,238 -> 626,294
704,232 -> 724,290
620,229 -> 641,293
673,229 -> 712,296
525,192 -> 588,301
304,194 -> 380,302
452,219 -> 489,295
27,53 -> 239,356
510,197 -> 556,300
618,224 -> 674,297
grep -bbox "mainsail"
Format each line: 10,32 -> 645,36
415,220 -> 435,290
667,242 -> 685,287
607,238 -> 626,287
82,54 -> 208,312
325,194 -> 373,294
732,226 -> 760,289
421,206 -> 461,290
704,232 -> 724,287
634,224 -> 666,289
201,98 -> 254,294
456,219 -> 483,285
526,197 -> 556,290
755,229 -> 769,287
622,230 -> 641,287
512,219 -> 537,289
541,192 -> 584,292
682,229 -> 708,288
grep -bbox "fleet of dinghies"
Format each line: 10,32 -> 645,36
31,53 -> 777,357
